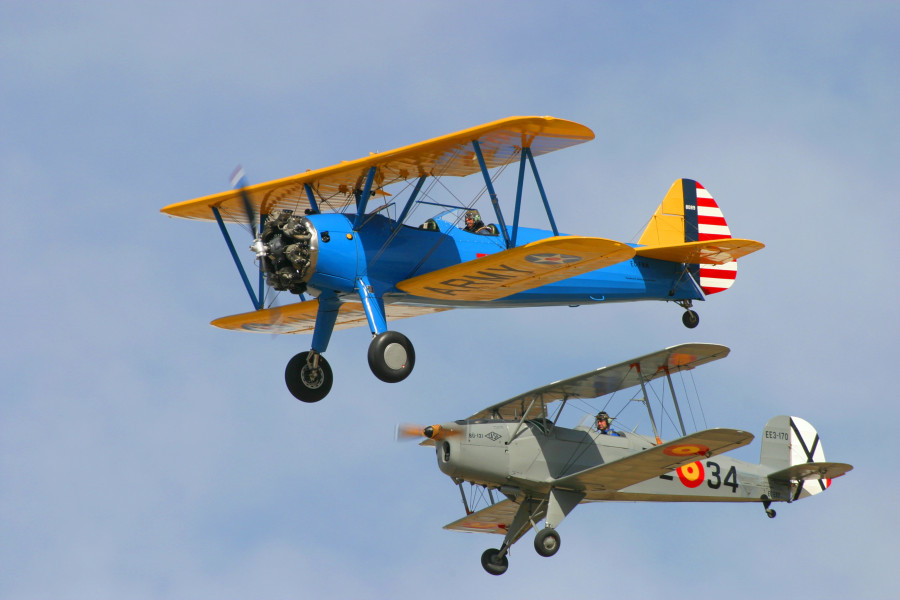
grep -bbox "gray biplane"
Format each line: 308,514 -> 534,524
400,343 -> 852,575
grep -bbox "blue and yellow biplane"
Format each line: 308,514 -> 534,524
161,116 -> 763,402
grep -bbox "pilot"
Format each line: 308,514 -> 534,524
596,411 -> 620,436
463,209 -> 491,234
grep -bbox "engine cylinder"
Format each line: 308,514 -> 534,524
259,211 -> 319,295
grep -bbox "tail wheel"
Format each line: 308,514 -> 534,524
480,548 -> 509,576
285,351 -> 333,403
534,527 -> 561,557
368,331 -> 415,383
682,310 -> 700,329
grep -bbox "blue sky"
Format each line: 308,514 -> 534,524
2,2 -> 897,598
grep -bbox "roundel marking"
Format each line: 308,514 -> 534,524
524,253 -> 582,265
676,461 -> 705,488
663,443 -> 710,457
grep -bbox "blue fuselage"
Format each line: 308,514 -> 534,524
304,213 -> 702,308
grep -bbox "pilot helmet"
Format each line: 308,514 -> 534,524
465,209 -> 480,221
596,411 -> 611,424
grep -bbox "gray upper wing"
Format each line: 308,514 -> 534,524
467,343 -> 730,421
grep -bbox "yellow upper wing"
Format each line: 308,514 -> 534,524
210,299 -> 448,334
396,236 -> 635,301
161,116 -> 594,223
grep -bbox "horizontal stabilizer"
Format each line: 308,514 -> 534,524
769,461 -> 853,482
211,299 -> 447,334
635,238 -> 765,265
552,428 -> 753,492
444,499 -> 529,535
397,236 -> 635,301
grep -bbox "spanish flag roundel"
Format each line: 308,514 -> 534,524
663,443 -> 709,457
676,461 -> 705,488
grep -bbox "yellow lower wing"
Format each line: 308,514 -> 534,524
396,236 -> 635,301
635,238 -> 764,265
211,299 -> 448,334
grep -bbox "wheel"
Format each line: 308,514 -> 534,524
480,548 -> 509,576
682,309 -> 700,329
534,527 -> 561,557
285,351 -> 333,403
766,508 -> 777,519
367,331 -> 415,383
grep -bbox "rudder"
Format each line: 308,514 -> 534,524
638,179 -> 737,295
761,415 -> 842,500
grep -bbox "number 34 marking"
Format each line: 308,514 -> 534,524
666,460 -> 739,493
705,461 -> 739,492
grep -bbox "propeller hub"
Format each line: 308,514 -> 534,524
250,238 -> 267,258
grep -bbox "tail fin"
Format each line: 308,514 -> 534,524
638,179 -> 738,295
760,415 -> 853,500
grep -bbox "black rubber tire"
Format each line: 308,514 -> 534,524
682,309 -> 700,329
480,548 -> 509,576
367,331 -> 415,383
534,527 -> 561,557
285,351 -> 333,403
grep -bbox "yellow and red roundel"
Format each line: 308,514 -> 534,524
663,443 -> 710,457
676,461 -> 705,488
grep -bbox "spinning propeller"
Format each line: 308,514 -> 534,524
231,166 -> 267,261
396,423 -> 462,441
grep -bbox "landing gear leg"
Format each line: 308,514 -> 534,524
357,276 -> 416,383
532,488 -> 580,558
286,293 -> 339,403
479,498 -> 545,576
761,495 -> 777,518
285,351 -> 333,403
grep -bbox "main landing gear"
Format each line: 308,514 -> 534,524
367,331 -> 415,383
480,548 -> 509,576
481,526 -> 562,576
533,527 -> 561,557
285,351 -> 333,403
479,491 -> 579,576
283,330 -> 415,402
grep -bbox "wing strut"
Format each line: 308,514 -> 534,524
511,147 -> 559,246
472,140 -> 562,250
507,397 -> 538,443
472,139 -> 512,249
303,184 -> 319,213
633,362 -> 662,444
664,366 -> 688,437
352,166 -> 377,231
212,206 -> 263,311
456,479 -> 473,515
394,175 -> 428,230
